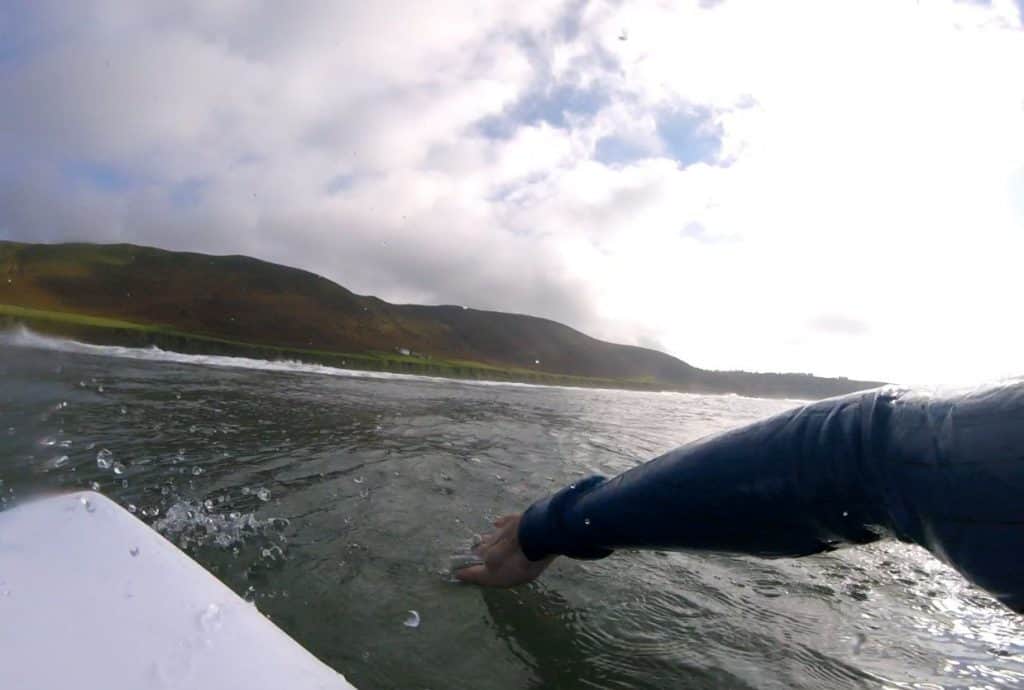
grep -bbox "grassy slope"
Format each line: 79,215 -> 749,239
0,304 -> 648,388
0,241 -> 885,397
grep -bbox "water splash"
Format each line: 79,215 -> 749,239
96,448 -> 113,470
152,500 -> 288,551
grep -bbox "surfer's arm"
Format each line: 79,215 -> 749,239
517,389 -> 895,561
465,383 -> 1024,611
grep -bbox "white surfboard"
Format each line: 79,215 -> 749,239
0,491 -> 355,690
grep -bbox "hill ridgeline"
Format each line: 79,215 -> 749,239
0,241 -> 884,398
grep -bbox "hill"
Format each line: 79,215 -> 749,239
0,241 -> 884,398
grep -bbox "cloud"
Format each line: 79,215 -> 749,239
807,315 -> 870,337
2,0 -> 1023,385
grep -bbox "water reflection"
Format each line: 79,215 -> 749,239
2,342 -> 1022,689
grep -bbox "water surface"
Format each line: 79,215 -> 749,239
1,332 -> 1021,689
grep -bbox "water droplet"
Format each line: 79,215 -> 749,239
96,448 -> 113,470
97,385 -> 104,393
569,484 -> 577,490
584,518 -> 591,526
54,455 -> 70,468
129,546 -> 140,557
256,488 -> 271,502
403,610 -> 421,628
353,476 -> 364,484
90,481 -> 101,491
842,511 -> 849,517
241,486 -> 251,495
198,603 -> 222,632
175,392 -> 182,400
204,499 -> 214,511
229,511 -> 241,520
80,496 -> 95,513
128,503 -> 137,514
494,473 -> 503,481
192,466 -> 203,476
112,462 -> 125,475
120,406 -> 127,415
359,488 -> 370,499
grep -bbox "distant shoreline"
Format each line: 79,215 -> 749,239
0,241 -> 886,400
0,304 -> 673,393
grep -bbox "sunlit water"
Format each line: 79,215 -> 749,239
1,331 -> 1022,689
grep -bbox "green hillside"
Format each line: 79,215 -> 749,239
0,241 -> 884,398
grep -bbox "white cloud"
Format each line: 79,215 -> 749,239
2,0 -> 1023,384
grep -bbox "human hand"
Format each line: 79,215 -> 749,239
453,514 -> 556,587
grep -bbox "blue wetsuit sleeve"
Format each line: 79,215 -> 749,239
517,383 -> 1024,612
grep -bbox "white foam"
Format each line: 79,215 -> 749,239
0,325 -> 630,394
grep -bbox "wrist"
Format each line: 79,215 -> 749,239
517,476 -> 614,561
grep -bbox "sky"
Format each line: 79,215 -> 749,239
1,0 -> 1023,385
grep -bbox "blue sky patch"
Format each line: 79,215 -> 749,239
594,136 -> 652,166
657,106 -> 722,167
477,83 -> 609,139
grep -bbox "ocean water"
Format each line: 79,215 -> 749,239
1,330 -> 1021,689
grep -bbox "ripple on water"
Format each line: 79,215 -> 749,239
4,343 -> 1024,690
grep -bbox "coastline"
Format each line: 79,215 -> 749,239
0,304 -> 662,392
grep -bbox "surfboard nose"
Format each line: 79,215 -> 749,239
0,491 -> 355,690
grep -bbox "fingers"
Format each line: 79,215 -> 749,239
453,563 -> 490,585
493,514 -> 517,529
473,529 -> 504,556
